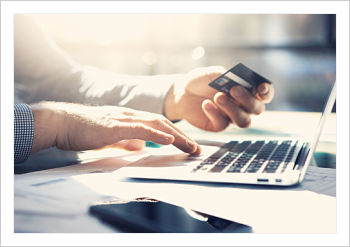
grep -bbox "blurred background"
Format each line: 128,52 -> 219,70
31,14 -> 336,112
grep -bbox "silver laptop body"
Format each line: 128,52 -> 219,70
121,82 -> 336,186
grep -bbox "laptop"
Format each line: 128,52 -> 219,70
120,81 -> 336,186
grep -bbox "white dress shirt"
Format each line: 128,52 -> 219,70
14,15 -> 180,114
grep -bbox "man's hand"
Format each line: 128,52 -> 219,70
30,102 -> 201,155
164,66 -> 274,132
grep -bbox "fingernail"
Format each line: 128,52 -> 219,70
259,85 -> 269,95
196,144 -> 202,154
217,95 -> 227,105
186,139 -> 197,151
204,102 -> 213,111
193,144 -> 202,155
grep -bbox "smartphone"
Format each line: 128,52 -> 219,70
89,199 -> 251,233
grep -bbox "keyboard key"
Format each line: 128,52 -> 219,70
222,141 -> 238,149
263,161 -> 282,173
227,167 -> 242,173
285,144 -> 297,163
269,142 -> 291,162
210,165 -> 226,173
230,141 -> 251,153
264,169 -> 277,173
246,168 -> 260,173
211,148 -> 229,159
244,141 -> 265,154
225,141 -> 265,173
210,154 -> 237,172
252,141 -> 277,159
244,160 -> 265,173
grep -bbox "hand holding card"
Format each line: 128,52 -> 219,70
209,63 -> 272,97
164,65 -> 274,132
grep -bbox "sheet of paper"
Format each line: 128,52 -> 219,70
14,176 -> 118,232
72,169 -> 336,233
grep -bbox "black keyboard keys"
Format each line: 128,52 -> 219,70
210,141 -> 251,173
263,161 -> 281,173
268,140 -> 291,161
195,140 -> 295,175
209,152 -> 238,172
262,141 -> 291,173
227,141 -> 264,173
281,143 -> 297,173
193,142 -> 238,172
244,159 -> 265,173
245,141 -> 278,173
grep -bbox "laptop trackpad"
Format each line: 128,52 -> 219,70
127,153 -> 201,168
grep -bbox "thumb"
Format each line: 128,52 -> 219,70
256,83 -> 274,103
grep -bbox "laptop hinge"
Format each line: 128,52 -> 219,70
293,143 -> 310,170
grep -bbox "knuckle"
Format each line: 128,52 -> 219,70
131,122 -> 143,130
163,118 -> 173,125
131,122 -> 150,135
151,118 -> 164,127
158,114 -> 167,121
144,131 -> 153,141
135,124 -> 153,140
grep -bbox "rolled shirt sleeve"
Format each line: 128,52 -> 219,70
14,104 -> 34,163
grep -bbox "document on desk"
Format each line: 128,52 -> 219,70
14,176 -> 118,233
72,166 -> 336,233
20,144 -> 335,233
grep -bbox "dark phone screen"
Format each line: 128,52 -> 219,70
89,200 -> 251,233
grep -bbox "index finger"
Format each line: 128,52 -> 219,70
163,118 -> 202,155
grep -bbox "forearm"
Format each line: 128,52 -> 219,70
17,63 -> 180,116
68,66 -> 181,115
15,15 -> 179,115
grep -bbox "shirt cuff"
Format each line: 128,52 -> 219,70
118,74 -> 182,115
14,104 -> 34,163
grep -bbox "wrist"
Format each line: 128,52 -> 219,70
30,101 -> 62,154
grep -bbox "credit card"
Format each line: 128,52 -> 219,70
208,63 -> 272,96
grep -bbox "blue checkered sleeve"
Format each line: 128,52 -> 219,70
14,104 -> 34,163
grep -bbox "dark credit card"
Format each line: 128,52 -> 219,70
209,63 -> 272,96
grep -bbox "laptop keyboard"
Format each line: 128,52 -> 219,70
193,140 -> 298,174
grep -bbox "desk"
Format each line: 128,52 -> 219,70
14,111 -> 336,233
